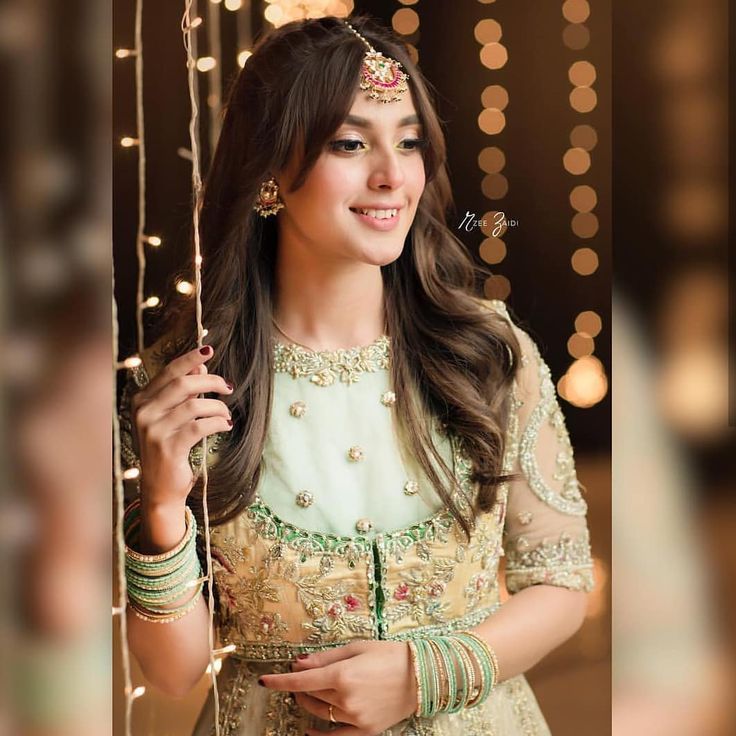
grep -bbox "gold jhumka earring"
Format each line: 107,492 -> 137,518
253,176 -> 285,218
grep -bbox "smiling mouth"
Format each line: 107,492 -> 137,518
349,207 -> 399,220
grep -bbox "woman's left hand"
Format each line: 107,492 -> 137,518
258,640 -> 418,735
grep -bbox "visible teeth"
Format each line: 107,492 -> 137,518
354,208 -> 398,219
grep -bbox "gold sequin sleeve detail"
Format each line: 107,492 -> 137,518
489,306 -> 594,594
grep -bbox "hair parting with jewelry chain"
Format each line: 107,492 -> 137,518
148,15 -> 522,542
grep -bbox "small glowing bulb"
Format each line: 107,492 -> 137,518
224,0 -> 242,10
206,658 -> 224,674
196,56 -> 217,72
144,296 -> 160,308
214,643 -> 237,655
195,254 -> 203,266
123,467 -> 141,480
115,48 -> 136,59
237,50 -> 252,67
129,686 -> 146,700
120,137 -> 139,148
123,356 -> 142,369
112,606 -> 125,616
145,235 -> 162,246
202,328 -> 209,337
188,16 -> 203,28
176,280 -> 194,295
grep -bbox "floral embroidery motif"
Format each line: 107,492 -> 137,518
210,659 -> 252,735
264,687 -> 303,736
517,511 -> 533,525
273,335 -> 390,385
297,572 -> 373,643
289,400 -> 307,418
386,558 -> 456,625
463,571 -> 498,611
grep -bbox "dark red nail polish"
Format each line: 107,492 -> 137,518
225,380 -> 234,391
226,419 -> 233,427
200,346 -> 212,355
257,678 -> 265,686
297,653 -> 309,660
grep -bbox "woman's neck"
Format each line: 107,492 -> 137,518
273,255 -> 386,352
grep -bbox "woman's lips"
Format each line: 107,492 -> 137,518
349,208 -> 401,232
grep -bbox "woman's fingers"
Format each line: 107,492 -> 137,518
291,642 -> 363,671
145,345 -> 215,396
164,398 -> 231,427
152,374 -> 233,413
294,692 -> 355,728
169,416 -> 234,457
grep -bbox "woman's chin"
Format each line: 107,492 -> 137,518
358,241 -> 406,267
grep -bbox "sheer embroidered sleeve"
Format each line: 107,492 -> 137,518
498,309 -> 595,594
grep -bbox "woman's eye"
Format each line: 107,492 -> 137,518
399,137 -> 428,151
329,139 -> 366,153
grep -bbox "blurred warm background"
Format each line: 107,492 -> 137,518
0,0 -> 732,734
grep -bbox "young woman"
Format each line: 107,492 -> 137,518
120,15 -> 594,735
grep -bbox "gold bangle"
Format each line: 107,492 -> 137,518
128,584 -> 202,624
461,631 -> 500,689
407,641 -> 423,718
426,638 -> 449,712
124,501 -> 194,563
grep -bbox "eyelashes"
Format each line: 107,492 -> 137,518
328,138 -> 428,154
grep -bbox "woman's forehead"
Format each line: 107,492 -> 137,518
340,93 -> 421,129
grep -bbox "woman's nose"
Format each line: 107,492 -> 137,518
367,149 -> 405,190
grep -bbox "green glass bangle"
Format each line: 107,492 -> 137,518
124,516 -> 197,575
449,636 -> 475,709
127,559 -> 202,607
439,637 -> 466,713
432,637 -> 457,713
419,638 -> 438,718
125,549 -> 200,592
454,633 -> 494,707
129,579 -> 203,615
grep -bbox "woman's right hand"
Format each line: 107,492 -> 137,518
130,344 -> 234,509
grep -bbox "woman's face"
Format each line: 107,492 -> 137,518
276,90 -> 427,267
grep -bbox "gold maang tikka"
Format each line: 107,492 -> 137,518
343,21 -> 409,104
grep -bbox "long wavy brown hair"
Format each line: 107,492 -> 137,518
148,14 -> 522,541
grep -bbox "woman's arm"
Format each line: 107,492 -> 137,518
125,499 -> 212,698
471,585 -> 588,681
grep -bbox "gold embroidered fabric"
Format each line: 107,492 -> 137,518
117,301 -> 593,736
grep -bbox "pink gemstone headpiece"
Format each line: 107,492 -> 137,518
343,21 -> 409,104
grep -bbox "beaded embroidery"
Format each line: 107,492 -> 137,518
272,335 -> 390,385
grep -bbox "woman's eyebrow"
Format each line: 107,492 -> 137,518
342,113 -> 422,128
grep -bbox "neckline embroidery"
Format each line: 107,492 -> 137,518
272,334 -> 390,386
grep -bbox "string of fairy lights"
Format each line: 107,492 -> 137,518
558,0 -> 608,408
114,3 -> 357,733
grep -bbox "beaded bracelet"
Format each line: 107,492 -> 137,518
408,631 -> 500,718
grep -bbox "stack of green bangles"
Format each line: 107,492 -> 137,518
407,631 -> 500,717
124,498 -> 203,624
